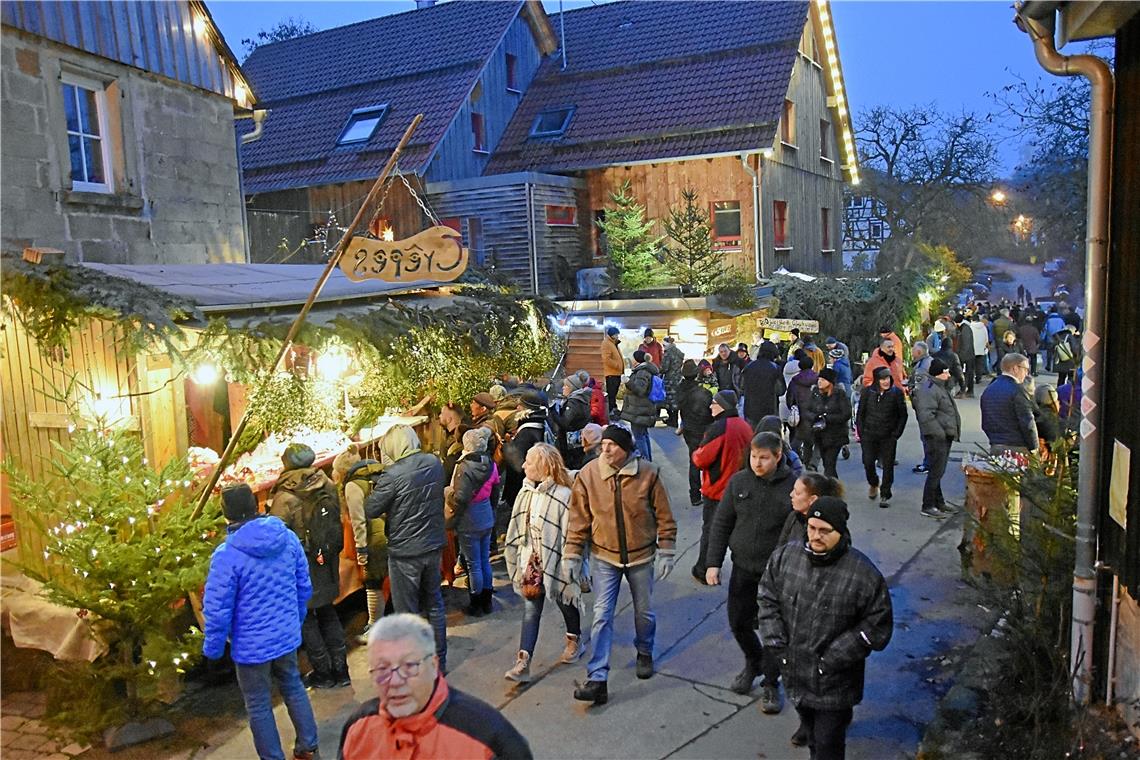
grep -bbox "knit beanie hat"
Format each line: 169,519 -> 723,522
872,366 -> 892,381
581,423 -> 604,449
564,369 -> 589,391
488,384 -> 507,402
808,496 -> 849,535
222,484 -> 258,523
606,326 -> 620,337
643,327 -> 655,338
282,442 -> 315,470
798,356 -> 814,371
601,424 -> 635,453
819,367 -> 838,384
933,321 -> 947,333
462,428 -> 488,453
756,415 -> 783,436
929,358 -> 949,376
681,359 -> 699,379
632,350 -> 648,364
332,446 -> 361,480
828,348 -> 845,359
713,390 -> 738,410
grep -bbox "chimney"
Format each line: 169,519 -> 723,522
416,0 -> 435,8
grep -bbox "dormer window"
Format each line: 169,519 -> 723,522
530,107 -> 574,138
337,105 -> 387,145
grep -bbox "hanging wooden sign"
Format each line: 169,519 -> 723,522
757,317 -> 820,333
339,225 -> 468,283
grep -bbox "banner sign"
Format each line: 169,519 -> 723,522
340,226 -> 468,283
757,317 -> 820,333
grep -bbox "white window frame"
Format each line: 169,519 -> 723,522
61,71 -> 113,193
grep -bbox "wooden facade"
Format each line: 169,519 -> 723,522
0,314 -> 186,572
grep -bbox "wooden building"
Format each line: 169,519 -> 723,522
0,0 -> 251,264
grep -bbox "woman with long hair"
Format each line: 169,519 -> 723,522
502,443 -> 585,682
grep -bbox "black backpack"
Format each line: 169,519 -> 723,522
301,481 -> 343,564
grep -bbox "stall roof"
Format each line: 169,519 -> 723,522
80,263 -> 433,314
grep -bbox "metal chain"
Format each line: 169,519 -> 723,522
366,164 -> 399,236
399,171 -> 440,226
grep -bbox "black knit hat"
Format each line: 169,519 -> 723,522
929,358 -> 950,376
681,359 -> 699,379
808,496 -> 849,535
222,484 -> 258,523
632,350 -> 648,364
713,390 -> 738,410
601,424 -> 635,453
819,367 -> 838,384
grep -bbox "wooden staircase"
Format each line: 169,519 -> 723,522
564,326 -> 608,381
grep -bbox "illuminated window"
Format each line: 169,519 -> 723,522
711,201 -> 742,245
337,105 -> 387,145
546,205 -> 577,226
781,100 -> 796,146
530,107 -> 574,138
773,200 -> 789,248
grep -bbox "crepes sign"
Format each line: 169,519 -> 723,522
757,318 -> 820,333
340,226 -> 469,283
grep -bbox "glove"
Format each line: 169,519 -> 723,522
562,557 -> 582,584
356,547 -> 369,567
655,552 -> 675,581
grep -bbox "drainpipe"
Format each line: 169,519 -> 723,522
236,108 -> 269,263
1014,4 -> 1114,706
525,181 -> 539,293
740,152 -> 764,279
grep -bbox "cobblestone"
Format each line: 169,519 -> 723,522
0,692 -> 85,759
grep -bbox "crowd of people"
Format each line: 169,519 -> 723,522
199,309 -> 1080,760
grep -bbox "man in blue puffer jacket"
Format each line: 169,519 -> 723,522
203,484 -> 319,760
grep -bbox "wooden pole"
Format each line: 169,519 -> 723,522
191,114 -> 424,519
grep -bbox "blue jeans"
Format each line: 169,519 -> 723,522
388,550 -> 448,667
587,559 -> 655,682
234,652 -> 318,760
520,593 -> 581,655
459,529 -> 493,595
630,424 -> 653,461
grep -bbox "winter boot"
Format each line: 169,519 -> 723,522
559,633 -> 584,663
572,679 -> 608,705
303,667 -> 336,690
730,662 -> 759,694
466,591 -> 485,617
504,650 -> 531,682
332,648 -> 351,688
635,653 -> 654,679
480,587 -> 494,615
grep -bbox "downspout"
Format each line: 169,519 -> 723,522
526,181 -> 539,293
740,152 -> 764,279
1014,5 -> 1114,706
236,108 -> 269,263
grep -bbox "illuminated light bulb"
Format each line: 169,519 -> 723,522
191,362 -> 220,386
234,81 -> 249,108
128,517 -> 136,525
316,346 -> 352,380
381,225 -> 395,242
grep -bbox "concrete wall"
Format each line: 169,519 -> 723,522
0,28 -> 245,263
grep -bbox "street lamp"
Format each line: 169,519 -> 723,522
990,189 -> 1007,205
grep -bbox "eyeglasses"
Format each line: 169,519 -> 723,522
807,524 -> 835,537
369,653 -> 432,684
1019,364 -> 1031,372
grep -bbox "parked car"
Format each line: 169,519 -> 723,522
1042,258 -> 1068,276
968,282 -> 990,296
973,273 -> 995,288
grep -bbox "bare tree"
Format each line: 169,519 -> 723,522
241,17 -> 317,60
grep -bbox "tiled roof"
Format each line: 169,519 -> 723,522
238,1 -> 523,192
487,0 -> 809,174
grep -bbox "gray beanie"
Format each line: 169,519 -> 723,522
564,369 -> 590,392
462,428 -> 488,453
281,443 -> 316,470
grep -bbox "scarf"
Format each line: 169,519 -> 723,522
804,533 -> 851,566
503,478 -> 583,608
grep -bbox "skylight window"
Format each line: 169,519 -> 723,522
337,105 -> 387,145
530,107 -> 574,138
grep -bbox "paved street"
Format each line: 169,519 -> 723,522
204,390 -> 1019,760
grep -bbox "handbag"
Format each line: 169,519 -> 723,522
786,404 -> 800,428
811,414 -> 827,432
521,551 -> 545,600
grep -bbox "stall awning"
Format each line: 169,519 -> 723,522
80,263 -> 434,314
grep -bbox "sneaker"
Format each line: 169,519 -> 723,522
689,497 -> 702,508
635,653 -> 655,679
729,665 -> 758,695
759,684 -> 784,714
868,485 -> 879,500
880,489 -> 892,506
333,667 -> 352,688
504,650 -> 531,682
921,506 -> 948,520
303,670 -> 336,690
936,504 -> 957,515
354,624 -> 372,647
912,463 -> 929,473
293,751 -> 318,760
560,634 -> 584,664
573,679 -> 608,705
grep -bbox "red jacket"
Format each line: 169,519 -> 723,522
692,412 -> 753,501
639,339 -> 664,367
589,381 -> 609,425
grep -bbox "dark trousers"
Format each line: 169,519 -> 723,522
727,566 -> 780,683
861,437 -> 898,493
388,550 -> 448,666
605,375 -> 621,413
300,604 -> 346,675
815,440 -> 842,478
960,354 -> 976,394
1028,351 -> 1038,375
795,705 -> 853,760
1057,368 -> 1073,387
694,496 -> 718,572
685,441 -> 702,504
923,434 -> 951,510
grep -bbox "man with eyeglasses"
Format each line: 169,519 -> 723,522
759,497 -> 893,760
980,352 -> 1039,456
339,614 -> 532,759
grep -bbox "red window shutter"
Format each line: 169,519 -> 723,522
440,217 -> 462,233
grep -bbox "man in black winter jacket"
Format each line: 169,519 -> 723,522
705,433 -> 794,709
741,342 -> 786,427
502,392 -> 550,512
855,367 -> 908,506
980,353 -> 1038,455
676,360 -> 713,507
759,497 -> 893,760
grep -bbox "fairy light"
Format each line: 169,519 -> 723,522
815,0 -> 859,186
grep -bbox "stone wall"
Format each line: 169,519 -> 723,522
0,29 -> 245,263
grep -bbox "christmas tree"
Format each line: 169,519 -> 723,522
5,387 -> 222,735
661,187 -> 726,294
597,180 -> 665,291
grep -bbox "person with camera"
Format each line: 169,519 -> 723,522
804,369 -> 852,479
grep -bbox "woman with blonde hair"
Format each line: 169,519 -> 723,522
502,443 -> 585,682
